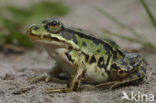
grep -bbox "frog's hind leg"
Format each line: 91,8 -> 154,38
110,65 -> 146,89
79,70 -> 145,90
111,73 -> 145,89
95,62 -> 147,90
80,82 -> 116,90
89,71 -> 145,90
107,53 -> 147,89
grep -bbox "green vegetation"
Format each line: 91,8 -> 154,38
96,7 -> 144,39
0,1 -> 70,49
96,0 -> 156,50
140,0 -> 156,29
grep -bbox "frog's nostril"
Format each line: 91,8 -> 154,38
28,24 -> 39,30
26,24 -> 40,34
29,24 -> 36,28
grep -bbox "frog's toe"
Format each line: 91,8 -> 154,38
27,74 -> 47,83
110,81 -> 127,90
45,88 -> 64,93
79,84 -> 96,91
45,75 -> 53,82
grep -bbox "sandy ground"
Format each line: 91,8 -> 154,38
0,0 -> 156,103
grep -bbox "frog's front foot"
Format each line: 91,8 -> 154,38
27,73 -> 53,83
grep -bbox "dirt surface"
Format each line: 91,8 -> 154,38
0,0 -> 156,103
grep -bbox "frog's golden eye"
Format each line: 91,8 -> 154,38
45,19 -> 63,33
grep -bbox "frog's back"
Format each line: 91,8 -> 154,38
64,27 -> 124,59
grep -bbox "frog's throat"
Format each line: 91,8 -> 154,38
27,32 -> 80,50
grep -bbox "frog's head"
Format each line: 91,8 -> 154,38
26,18 -> 79,49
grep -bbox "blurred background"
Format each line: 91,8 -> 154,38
0,0 -> 156,103
0,0 -> 156,52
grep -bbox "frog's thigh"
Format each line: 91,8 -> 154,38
28,63 -> 62,83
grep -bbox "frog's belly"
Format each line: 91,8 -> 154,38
84,64 -> 109,84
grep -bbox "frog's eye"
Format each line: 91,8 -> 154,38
45,19 -> 63,33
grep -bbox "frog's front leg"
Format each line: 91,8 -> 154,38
28,63 -> 62,83
46,65 -> 85,93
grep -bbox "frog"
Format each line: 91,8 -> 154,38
26,18 -> 147,93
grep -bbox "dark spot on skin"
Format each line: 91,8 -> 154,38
69,30 -> 78,44
72,35 -> 78,44
105,54 -> 111,70
103,44 -> 112,53
81,52 -> 89,62
65,52 -> 74,62
131,60 -> 141,69
52,37 -> 60,41
34,26 -> 40,31
60,31 -> 71,40
85,54 -> 89,62
113,50 -> 117,59
102,73 -> 105,76
127,66 -> 130,70
119,70 -> 124,74
60,30 -> 78,44
127,57 -> 136,65
141,66 -> 146,73
116,49 -> 125,57
97,49 -> 100,53
121,61 -> 127,66
68,46 -> 73,50
93,40 -> 99,45
136,73 -> 141,78
130,61 -> 136,66
82,69 -> 86,78
111,64 -> 120,70
89,55 -> 96,64
82,42 -> 87,46
98,57 -> 105,68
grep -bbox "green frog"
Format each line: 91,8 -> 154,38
26,18 -> 147,93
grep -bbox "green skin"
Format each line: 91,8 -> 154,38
26,18 -> 147,93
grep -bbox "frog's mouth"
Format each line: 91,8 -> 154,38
26,31 -> 79,50
27,31 -> 60,42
